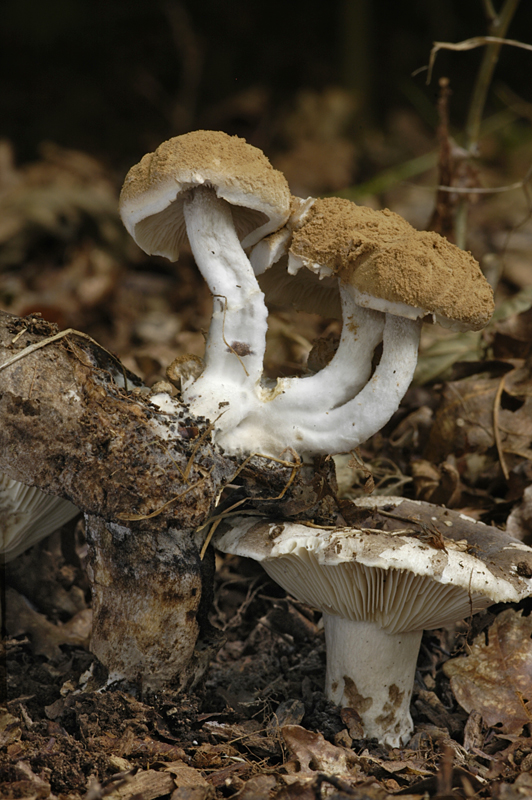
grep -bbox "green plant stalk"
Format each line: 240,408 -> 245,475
455,0 -> 521,249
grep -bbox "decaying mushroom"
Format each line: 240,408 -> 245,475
0,474 -> 79,562
0,311 -> 236,691
119,130 -> 291,431
214,497 -> 532,747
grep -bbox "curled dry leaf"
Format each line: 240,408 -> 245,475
444,609 -> 532,735
425,366 -> 532,478
506,484 -> 532,544
414,329 -> 483,386
5,587 -> 91,660
281,724 -> 359,778
104,769 -> 175,800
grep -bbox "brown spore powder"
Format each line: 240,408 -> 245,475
291,197 -> 494,330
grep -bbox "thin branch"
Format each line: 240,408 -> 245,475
0,327 -> 129,390
457,0 -> 522,248
427,34 -> 531,85
493,373 -> 510,481
436,166 -> 532,193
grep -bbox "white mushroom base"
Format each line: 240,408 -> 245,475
323,614 -> 422,748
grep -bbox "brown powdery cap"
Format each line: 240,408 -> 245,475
119,130 -> 291,260
291,197 -> 494,331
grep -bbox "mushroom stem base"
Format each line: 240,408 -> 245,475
85,515 -> 203,693
323,614 -> 422,747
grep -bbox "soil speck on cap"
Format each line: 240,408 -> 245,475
228,341 -> 252,357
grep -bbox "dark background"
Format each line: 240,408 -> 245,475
2,0 -> 532,174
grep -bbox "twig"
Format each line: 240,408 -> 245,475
116,475 -> 210,521
456,0 -> 522,248
214,294 -> 249,377
493,373 -> 510,480
0,328 -> 129,391
428,77 -> 456,239
427,33 -> 531,85
197,452 -> 302,558
437,167 -> 532,193
423,0 -> 523,248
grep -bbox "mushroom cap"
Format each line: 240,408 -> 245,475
214,502 -> 532,635
290,198 -> 494,330
0,475 -> 79,562
119,130 -> 291,260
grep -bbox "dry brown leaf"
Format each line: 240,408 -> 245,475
281,725 -> 359,778
426,376 -> 499,463
164,761 -> 210,790
5,587 -> 91,659
491,305 -> 532,361
0,709 -> 22,746
233,774 -> 277,800
444,609 -> 532,734
506,485 -> 532,544
425,367 -> 532,479
105,769 -> 175,800
3,760 -> 53,800
497,772 -> 532,800
172,787 -> 214,800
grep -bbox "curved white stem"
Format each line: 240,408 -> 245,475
182,186 -> 268,426
218,315 -> 421,457
324,615 -> 422,747
272,285 -> 384,410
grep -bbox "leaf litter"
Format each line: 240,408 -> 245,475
1,113 -> 532,799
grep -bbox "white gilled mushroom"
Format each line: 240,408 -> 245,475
214,498 -> 532,747
216,197 -> 494,457
119,131 -> 291,429
0,474 -> 79,562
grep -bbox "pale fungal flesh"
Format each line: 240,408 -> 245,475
0,474 -> 79,562
180,186 -> 269,428
217,307 -> 421,457
119,130 -> 291,430
213,511 -> 532,747
120,132 -> 494,459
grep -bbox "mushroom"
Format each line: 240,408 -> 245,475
222,196 -> 494,457
1,474 -> 79,562
214,497 -> 532,747
119,130 -> 291,430
119,144 -> 493,461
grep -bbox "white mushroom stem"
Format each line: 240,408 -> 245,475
272,285 -> 385,410
218,314 -> 422,457
323,615 -> 422,748
182,186 -> 268,426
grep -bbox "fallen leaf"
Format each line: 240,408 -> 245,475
444,609 -> 532,734
281,725 -> 359,778
164,761 -> 210,789
414,329 -> 483,385
5,587 -> 90,659
0,710 -> 22,746
233,774 -> 277,800
105,769 -> 175,800
425,365 -> 532,481
506,485 -> 532,544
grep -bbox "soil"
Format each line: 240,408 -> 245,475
2,127 -> 532,799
